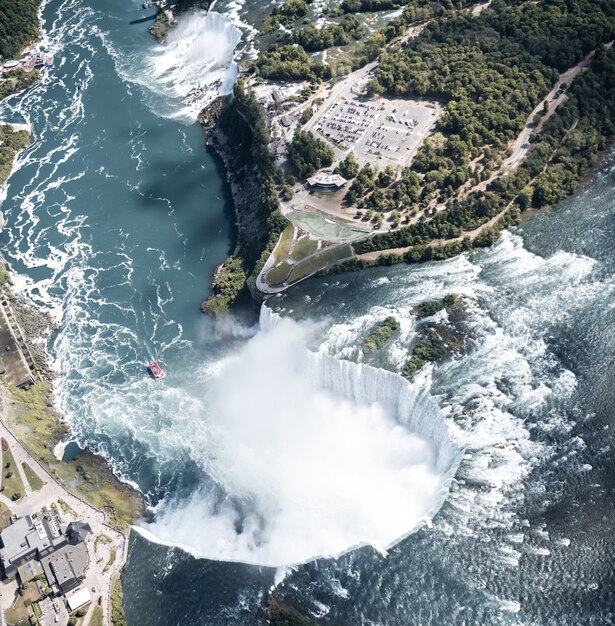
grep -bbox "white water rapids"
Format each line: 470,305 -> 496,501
109,9 -> 242,122
138,306 -> 463,566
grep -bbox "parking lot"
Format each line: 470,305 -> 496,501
308,94 -> 442,168
314,100 -> 377,151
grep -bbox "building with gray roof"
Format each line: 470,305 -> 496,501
41,540 -> 89,594
0,515 -> 53,578
0,515 -> 90,591
66,521 -> 91,545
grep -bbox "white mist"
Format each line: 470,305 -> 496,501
148,10 -> 241,121
139,308 -> 462,566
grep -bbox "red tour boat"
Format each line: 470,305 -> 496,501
149,360 -> 165,380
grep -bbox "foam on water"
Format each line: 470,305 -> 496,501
134,229 -> 607,570
149,11 -> 241,120
106,10 -> 242,122
3,0 -> 615,618
280,230 -> 605,563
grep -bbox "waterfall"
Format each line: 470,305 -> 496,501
138,305 -> 463,567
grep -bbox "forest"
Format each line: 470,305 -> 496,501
223,0 -> 615,293
254,0 -> 467,79
354,44 -> 615,255
341,0 -> 471,14
0,68 -> 39,101
255,45 -> 332,81
287,131 -> 334,179
0,0 -> 40,59
0,125 -> 30,186
293,15 -> 365,52
204,81 -> 289,312
334,0 -> 612,253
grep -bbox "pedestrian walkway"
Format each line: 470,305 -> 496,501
0,290 -> 37,388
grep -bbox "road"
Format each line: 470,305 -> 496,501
0,387 -> 127,626
503,49 -> 596,169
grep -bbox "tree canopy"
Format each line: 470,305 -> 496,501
288,130 -> 334,179
0,0 -> 40,60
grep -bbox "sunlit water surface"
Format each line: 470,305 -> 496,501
1,0 -> 614,623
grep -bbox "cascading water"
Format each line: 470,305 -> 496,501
107,9 -> 242,122
3,0 -> 615,622
138,305 -> 463,566
150,11 -> 241,119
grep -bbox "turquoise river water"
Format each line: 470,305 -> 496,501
1,0 -> 615,624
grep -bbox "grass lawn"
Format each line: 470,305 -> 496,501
4,581 -> 42,625
271,225 -> 295,266
0,501 -> 12,530
58,498 -> 77,517
6,381 -> 143,530
266,261 -> 293,286
290,236 -> 318,262
289,244 -> 352,283
90,605 -> 103,626
1,439 -> 25,501
103,546 -> 117,574
111,575 -> 127,626
68,604 -> 90,626
95,534 -> 112,556
21,463 -> 43,491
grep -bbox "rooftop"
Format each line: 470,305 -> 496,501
306,173 -> 348,189
66,587 -> 92,612
41,541 -> 89,593
0,515 -> 52,569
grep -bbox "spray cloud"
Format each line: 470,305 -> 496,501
140,312 -> 461,566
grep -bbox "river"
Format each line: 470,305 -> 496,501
1,0 -> 614,624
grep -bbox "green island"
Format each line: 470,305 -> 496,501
402,295 -> 465,376
412,293 -> 460,318
362,316 -> 401,352
189,0 -> 614,314
403,326 -> 458,378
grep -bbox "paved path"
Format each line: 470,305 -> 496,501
0,293 -> 35,388
0,387 -> 127,626
354,47 -> 604,264
503,49 -> 596,170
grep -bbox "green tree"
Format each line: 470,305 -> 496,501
287,131 -> 334,178
335,152 -> 359,179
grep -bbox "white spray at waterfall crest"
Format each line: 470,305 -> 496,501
138,306 -> 463,567
107,10 -> 242,123
149,11 -> 241,121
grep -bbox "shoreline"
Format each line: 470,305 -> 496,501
0,266 -> 143,623
0,7 -> 144,626
198,93 -> 275,315
0,37 -> 146,528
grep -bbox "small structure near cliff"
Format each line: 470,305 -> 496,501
306,172 -> 347,192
